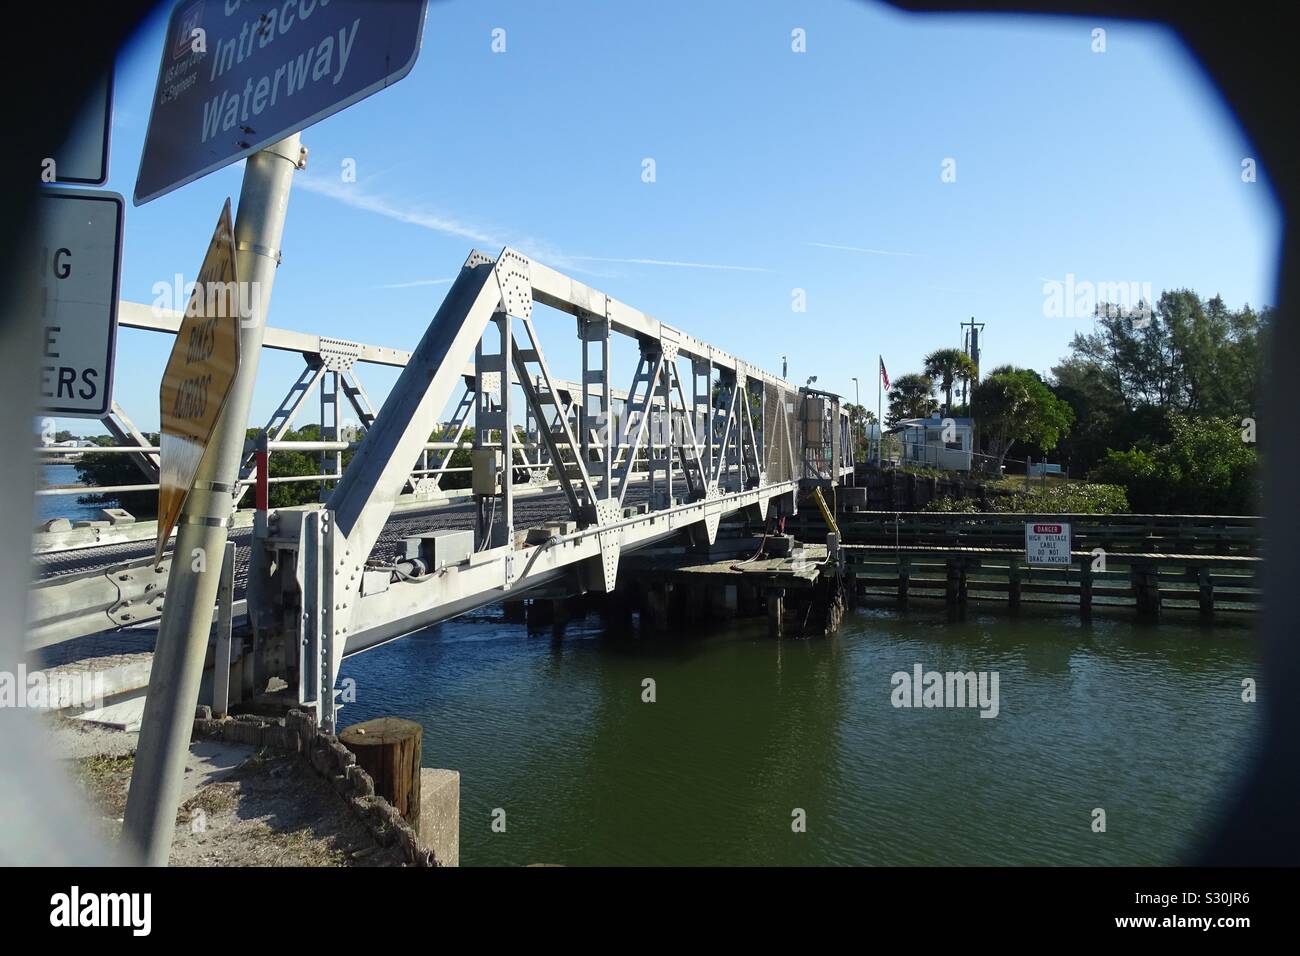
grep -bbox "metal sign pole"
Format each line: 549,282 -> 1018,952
122,134 -> 302,866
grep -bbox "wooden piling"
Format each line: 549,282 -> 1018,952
1008,559 -> 1022,611
1198,566 -> 1215,619
340,717 -> 423,829
685,582 -> 708,623
1133,562 -> 1162,622
551,599 -> 571,625
1079,557 -> 1093,619
644,583 -> 670,632
897,556 -> 911,609
945,559 -> 961,606
766,589 -> 785,637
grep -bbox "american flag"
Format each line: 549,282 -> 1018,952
879,356 -> 891,391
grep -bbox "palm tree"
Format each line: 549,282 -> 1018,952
887,373 -> 939,424
843,403 -> 876,456
923,348 -> 978,415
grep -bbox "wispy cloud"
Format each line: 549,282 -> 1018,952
296,174 -> 588,272
565,255 -> 769,273
804,241 -> 919,257
378,278 -> 454,289
298,175 -> 765,278
297,175 -> 498,245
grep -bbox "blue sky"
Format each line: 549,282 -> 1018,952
69,0 -> 1279,434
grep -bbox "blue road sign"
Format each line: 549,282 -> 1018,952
135,0 -> 428,205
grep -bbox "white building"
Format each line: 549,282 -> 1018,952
890,414 -> 975,472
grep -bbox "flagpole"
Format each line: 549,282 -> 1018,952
877,357 -> 883,465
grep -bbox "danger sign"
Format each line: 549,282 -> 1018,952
1025,522 -> 1072,566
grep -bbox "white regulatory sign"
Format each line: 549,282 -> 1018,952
50,72 -> 113,185
1025,521 -> 1072,567
36,188 -> 124,418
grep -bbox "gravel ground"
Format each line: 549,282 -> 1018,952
57,717 -> 399,866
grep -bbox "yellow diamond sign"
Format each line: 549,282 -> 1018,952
156,199 -> 242,564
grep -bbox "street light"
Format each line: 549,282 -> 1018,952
852,376 -> 861,458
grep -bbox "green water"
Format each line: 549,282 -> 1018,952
338,604 -> 1259,866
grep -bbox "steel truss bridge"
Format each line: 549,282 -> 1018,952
30,249 -> 853,731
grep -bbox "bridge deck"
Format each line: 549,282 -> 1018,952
33,485 -> 654,597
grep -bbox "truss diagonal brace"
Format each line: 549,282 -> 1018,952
513,345 -> 585,520
513,316 -> 599,512
328,253 -> 504,576
613,351 -> 665,506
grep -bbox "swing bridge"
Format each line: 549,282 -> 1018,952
29,248 -> 854,730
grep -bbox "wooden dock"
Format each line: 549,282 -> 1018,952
532,510 -> 1262,635
787,507 -> 1261,620
842,544 -> 1258,619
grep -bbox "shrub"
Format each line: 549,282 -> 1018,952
923,495 -> 980,513
924,482 -> 1128,515
75,451 -> 157,518
1008,482 -> 1129,515
1089,415 -> 1257,514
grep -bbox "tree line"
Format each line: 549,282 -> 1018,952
847,289 -> 1268,514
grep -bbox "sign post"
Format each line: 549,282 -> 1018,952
34,189 -> 123,419
122,136 -> 301,865
1025,521 -> 1072,567
124,0 -> 428,868
154,198 -> 242,564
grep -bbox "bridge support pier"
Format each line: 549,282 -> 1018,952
709,583 -> 738,619
642,582 -> 671,633
550,599 -> 572,635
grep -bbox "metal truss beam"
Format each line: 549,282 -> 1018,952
239,246 -> 850,730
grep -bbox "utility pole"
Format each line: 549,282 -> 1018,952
122,134 -> 303,866
960,316 -> 985,413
